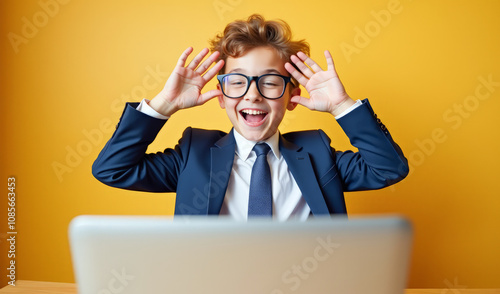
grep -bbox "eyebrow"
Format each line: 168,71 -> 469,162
228,68 -> 283,75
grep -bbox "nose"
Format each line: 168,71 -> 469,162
244,81 -> 263,102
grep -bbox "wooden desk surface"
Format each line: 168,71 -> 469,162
0,280 -> 76,293
1,280 -> 499,294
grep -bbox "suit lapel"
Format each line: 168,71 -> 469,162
280,136 -> 330,216
207,130 -> 236,215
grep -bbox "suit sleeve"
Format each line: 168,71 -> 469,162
326,99 -> 409,191
92,102 -> 191,192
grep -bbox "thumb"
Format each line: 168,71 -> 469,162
198,89 -> 223,105
290,95 -> 314,110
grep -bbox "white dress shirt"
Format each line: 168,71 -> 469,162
136,99 -> 362,220
219,130 -> 310,221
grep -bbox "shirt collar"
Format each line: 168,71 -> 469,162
233,129 -> 281,161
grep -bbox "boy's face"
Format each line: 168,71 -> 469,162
217,46 -> 299,142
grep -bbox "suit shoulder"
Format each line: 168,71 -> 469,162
187,127 -> 227,137
183,127 -> 228,145
282,129 -> 330,145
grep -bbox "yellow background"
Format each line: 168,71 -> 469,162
1,0 -> 499,288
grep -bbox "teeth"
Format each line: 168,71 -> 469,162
241,109 -> 267,115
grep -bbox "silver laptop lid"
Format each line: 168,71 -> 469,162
69,215 -> 412,294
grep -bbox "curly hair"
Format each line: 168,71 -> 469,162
209,14 -> 310,87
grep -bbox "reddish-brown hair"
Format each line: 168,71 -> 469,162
209,14 -> 310,87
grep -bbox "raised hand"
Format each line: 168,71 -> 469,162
149,47 -> 225,117
284,50 -> 355,117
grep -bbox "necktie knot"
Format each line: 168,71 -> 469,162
253,143 -> 271,157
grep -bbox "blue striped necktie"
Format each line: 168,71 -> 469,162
248,143 -> 272,217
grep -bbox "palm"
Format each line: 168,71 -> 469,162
304,70 -> 345,112
163,67 -> 206,109
151,47 -> 224,116
285,50 -> 350,114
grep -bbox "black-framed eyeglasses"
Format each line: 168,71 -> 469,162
217,73 -> 292,100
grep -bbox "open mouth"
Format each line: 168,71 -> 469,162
240,109 -> 268,125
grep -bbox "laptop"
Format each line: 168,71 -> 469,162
68,215 -> 412,294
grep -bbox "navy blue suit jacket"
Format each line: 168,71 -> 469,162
92,99 -> 409,216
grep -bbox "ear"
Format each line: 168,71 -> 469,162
287,86 -> 300,111
217,84 -> 225,109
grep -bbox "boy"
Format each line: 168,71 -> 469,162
92,14 -> 409,220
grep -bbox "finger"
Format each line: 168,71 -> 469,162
202,59 -> 225,83
196,51 -> 220,74
186,48 -> 209,70
290,95 -> 314,110
198,89 -> 223,105
297,51 -> 323,73
324,50 -> 334,72
324,50 -> 339,77
176,47 -> 194,68
290,54 -> 315,78
285,62 -> 309,87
